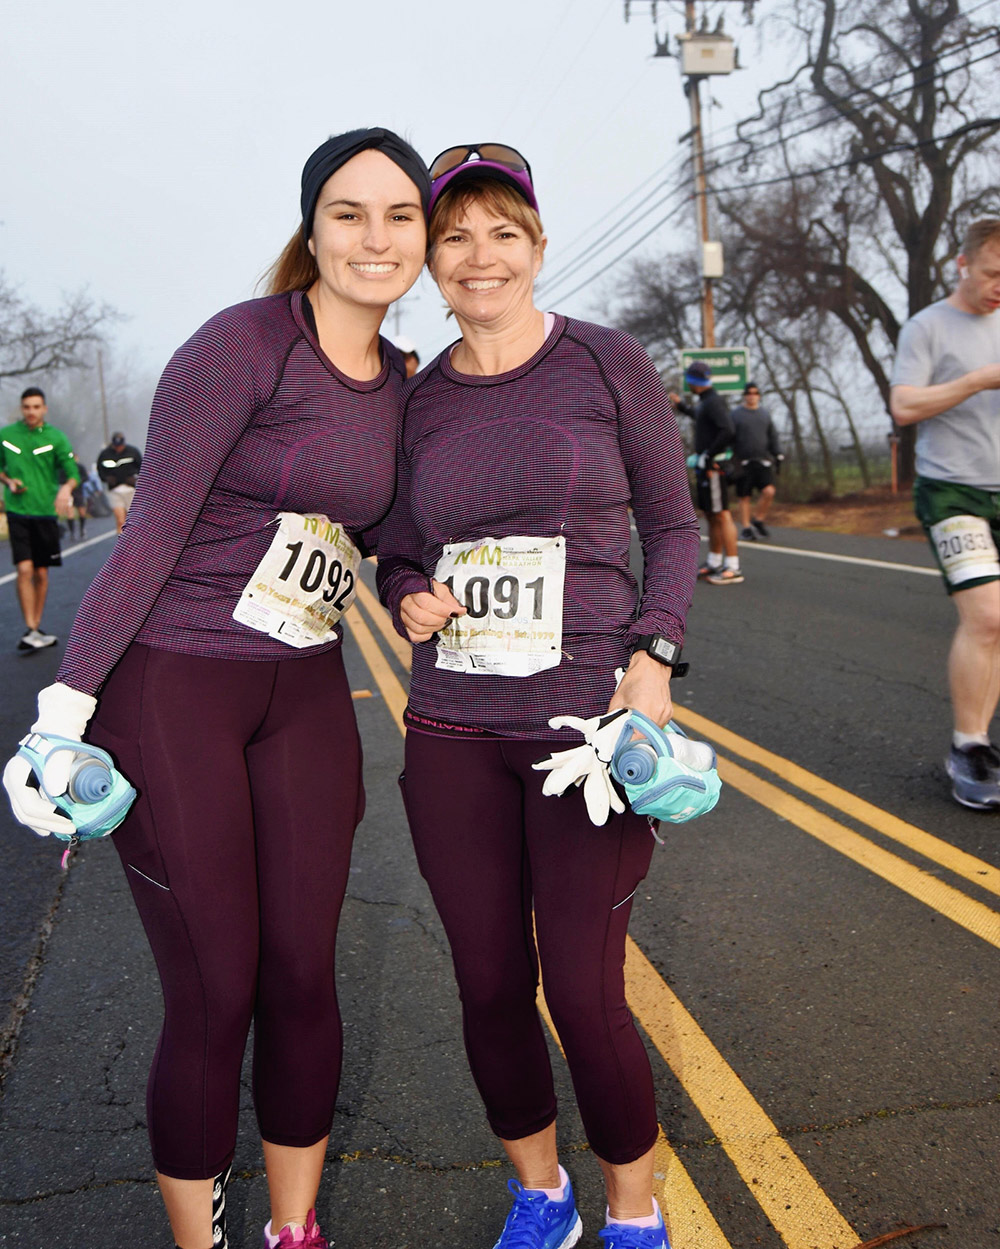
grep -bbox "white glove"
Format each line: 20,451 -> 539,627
532,709 -> 630,827
3,683 -> 98,839
696,452 -> 709,471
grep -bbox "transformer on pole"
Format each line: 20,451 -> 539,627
624,2 -> 743,348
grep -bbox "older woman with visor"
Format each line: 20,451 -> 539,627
377,144 -> 700,1249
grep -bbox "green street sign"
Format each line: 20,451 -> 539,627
679,347 -> 750,393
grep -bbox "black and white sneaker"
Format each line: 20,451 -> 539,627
751,518 -> 769,537
19,628 -> 57,650
946,743 -> 1000,810
740,526 -> 756,541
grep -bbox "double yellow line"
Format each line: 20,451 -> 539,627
672,708 -> 1000,950
344,577 -> 995,1248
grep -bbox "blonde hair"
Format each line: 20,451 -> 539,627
428,178 -> 544,259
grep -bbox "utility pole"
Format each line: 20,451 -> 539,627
624,1 -> 747,349
684,1 -> 715,346
96,349 -> 110,445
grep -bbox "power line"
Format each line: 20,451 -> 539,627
543,111 -> 999,306
702,34 -> 1000,173
494,0 -> 584,133
546,160 -> 674,269
706,113 -> 1000,197
453,3 -> 1000,319
543,38 -> 1000,300
522,0 -> 620,140
543,194 -> 693,306
540,174 -> 685,294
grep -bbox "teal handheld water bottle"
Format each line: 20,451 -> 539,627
17,733 -> 136,845
609,712 -> 721,824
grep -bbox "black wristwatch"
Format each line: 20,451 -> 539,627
632,635 -> 689,678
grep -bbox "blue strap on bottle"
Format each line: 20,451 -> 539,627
17,733 -> 136,842
609,711 -> 721,824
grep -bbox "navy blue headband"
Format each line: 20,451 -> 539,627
300,127 -> 431,236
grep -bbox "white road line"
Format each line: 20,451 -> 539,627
0,530 -> 116,587
629,522 -> 938,577
737,539 -> 939,576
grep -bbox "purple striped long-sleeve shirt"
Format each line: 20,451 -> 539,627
376,315 -> 700,740
59,291 -> 405,697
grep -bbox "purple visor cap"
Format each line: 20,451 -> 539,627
428,160 -> 539,217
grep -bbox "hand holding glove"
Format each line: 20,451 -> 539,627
532,708 -> 630,826
3,683 -> 98,838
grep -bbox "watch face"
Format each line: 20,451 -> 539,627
650,637 -> 680,664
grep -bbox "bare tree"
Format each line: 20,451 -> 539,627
606,0 -> 999,491
717,0 -> 1000,480
0,271 -> 121,385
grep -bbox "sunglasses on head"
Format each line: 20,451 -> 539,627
429,143 -> 533,183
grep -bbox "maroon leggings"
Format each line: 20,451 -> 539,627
401,731 -> 658,1165
89,644 -> 363,1180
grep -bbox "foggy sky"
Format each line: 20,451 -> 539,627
3,0 -> 775,390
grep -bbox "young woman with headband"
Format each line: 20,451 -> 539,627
4,127 -> 429,1249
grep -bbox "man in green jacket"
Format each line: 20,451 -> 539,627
0,387 -> 78,650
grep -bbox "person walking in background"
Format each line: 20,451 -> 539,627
0,387 -> 78,650
66,458 -> 90,542
730,381 -> 783,540
97,430 -> 143,532
669,363 -> 742,585
890,217 -> 1000,810
4,127 -> 430,1249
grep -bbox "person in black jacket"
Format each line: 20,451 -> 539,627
670,363 -> 742,584
96,431 -> 142,532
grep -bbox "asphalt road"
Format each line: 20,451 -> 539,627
0,520 -> 997,1249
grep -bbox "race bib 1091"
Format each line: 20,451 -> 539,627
233,513 -> 361,649
433,535 -> 566,677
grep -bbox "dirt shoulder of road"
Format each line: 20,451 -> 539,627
767,486 -> 923,539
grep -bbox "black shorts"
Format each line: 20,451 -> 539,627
7,514 -> 62,568
735,460 -> 776,498
695,466 -> 729,515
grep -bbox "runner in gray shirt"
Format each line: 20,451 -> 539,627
731,381 -> 783,539
890,217 -> 1000,808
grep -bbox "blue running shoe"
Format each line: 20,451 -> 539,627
598,1208 -> 670,1249
946,743 -> 1000,810
493,1176 -> 583,1249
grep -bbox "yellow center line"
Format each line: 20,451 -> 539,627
355,574 -> 414,671
342,602 -> 407,734
534,987 -> 731,1249
714,754 -> 1000,949
672,705 -> 1000,899
350,587 -> 733,1245
624,939 -> 859,1249
347,586 -> 866,1247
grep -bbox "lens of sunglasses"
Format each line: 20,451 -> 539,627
429,146 -> 475,180
429,143 -> 531,181
476,144 -> 530,173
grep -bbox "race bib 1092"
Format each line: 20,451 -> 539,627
233,513 -> 361,649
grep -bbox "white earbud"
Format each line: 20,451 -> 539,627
959,264 -> 969,280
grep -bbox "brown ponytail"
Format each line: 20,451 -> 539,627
260,226 -> 319,295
